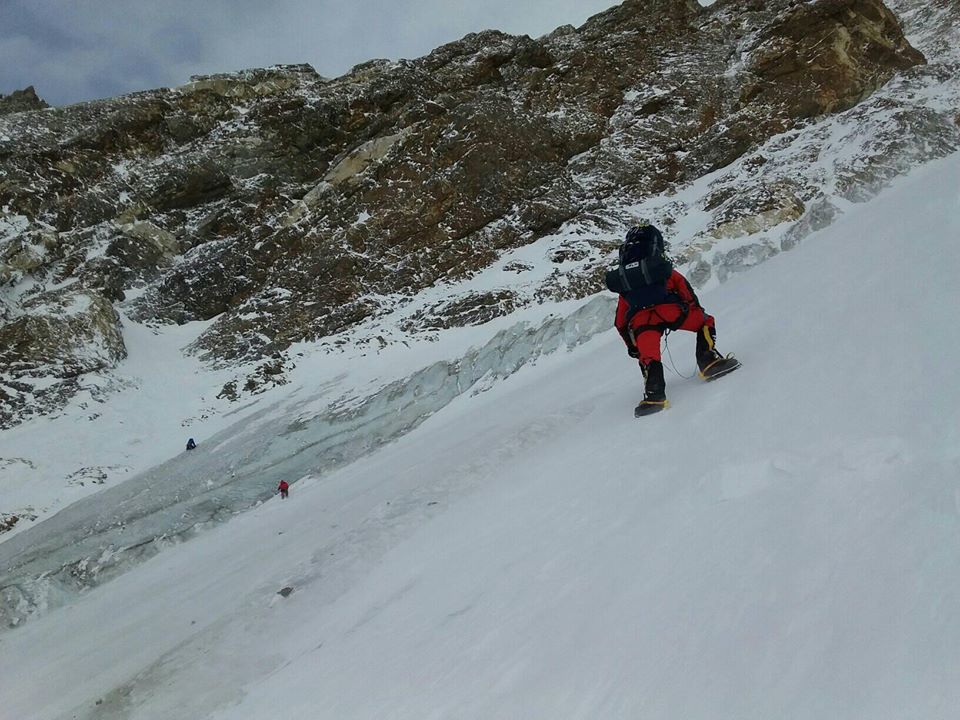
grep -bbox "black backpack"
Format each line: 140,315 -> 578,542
604,225 -> 674,307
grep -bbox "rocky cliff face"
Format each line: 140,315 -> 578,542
0,87 -> 48,117
0,0 -> 930,427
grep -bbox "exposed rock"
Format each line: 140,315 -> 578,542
324,130 -> 410,186
0,289 -> 124,370
181,64 -> 322,100
401,290 -> 520,331
743,0 -> 925,117
708,182 -> 806,239
240,355 -> 295,395
148,162 -> 234,211
104,220 -> 180,281
0,289 -> 125,428
0,86 -> 48,116
1,511 -> 37,535
0,228 -> 60,282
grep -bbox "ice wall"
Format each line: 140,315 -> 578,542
0,296 -> 614,629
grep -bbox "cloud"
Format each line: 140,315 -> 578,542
1,0 -> 622,106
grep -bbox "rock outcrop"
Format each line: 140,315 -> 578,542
0,288 -> 125,424
0,86 -> 48,116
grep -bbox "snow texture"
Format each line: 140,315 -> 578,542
1,143 -> 959,720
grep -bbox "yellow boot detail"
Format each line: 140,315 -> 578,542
701,325 -> 715,351
698,356 -> 723,380
635,399 -> 671,417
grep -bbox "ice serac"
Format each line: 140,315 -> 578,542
0,0 -> 927,426
0,296 -> 613,630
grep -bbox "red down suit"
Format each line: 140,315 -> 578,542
614,269 -> 715,365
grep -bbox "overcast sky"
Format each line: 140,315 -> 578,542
1,0 -> 629,107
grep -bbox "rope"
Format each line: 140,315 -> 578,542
662,330 -> 696,379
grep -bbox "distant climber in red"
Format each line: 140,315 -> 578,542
277,480 -> 290,499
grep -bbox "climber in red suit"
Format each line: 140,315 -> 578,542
607,224 -> 738,415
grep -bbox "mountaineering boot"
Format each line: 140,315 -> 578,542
696,325 -> 723,369
696,325 -> 740,381
635,360 -> 669,417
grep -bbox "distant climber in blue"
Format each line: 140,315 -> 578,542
605,223 -> 740,417
185,438 -> 197,451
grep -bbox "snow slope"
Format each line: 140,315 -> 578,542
2,153 -> 960,719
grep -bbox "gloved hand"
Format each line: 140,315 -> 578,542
626,345 -> 639,359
